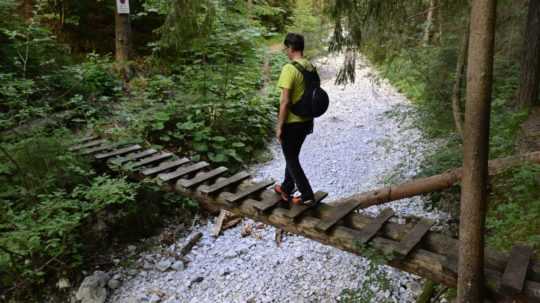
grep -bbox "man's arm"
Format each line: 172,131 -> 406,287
276,88 -> 291,143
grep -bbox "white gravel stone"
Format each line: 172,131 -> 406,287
156,260 -> 173,272
171,261 -> 185,271
106,53 -> 448,303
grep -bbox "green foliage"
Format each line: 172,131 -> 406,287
0,13 -> 122,132
0,175 -> 139,293
285,0 -> 329,57
0,130 -> 142,296
486,164 -> 540,251
0,131 -> 92,205
109,1 -> 280,167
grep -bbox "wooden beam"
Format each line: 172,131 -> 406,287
111,149 -> 158,165
159,161 -> 209,182
501,245 -> 533,296
141,158 -> 190,176
226,180 -> 275,204
200,171 -> 251,195
178,167 -> 228,188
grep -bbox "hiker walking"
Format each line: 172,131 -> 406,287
274,33 -> 316,206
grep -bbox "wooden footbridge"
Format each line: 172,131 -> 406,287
70,136 -> 540,302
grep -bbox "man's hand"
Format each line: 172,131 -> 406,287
276,127 -> 283,144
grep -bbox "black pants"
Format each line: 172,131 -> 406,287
280,121 -> 314,200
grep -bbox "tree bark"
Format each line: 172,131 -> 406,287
247,0 -> 253,16
458,0 -> 497,302
451,23 -> 469,140
327,151 -> 540,209
20,0 -> 33,20
517,0 -> 540,108
115,6 -> 131,63
423,0 -> 436,46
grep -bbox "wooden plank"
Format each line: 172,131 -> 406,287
251,194 -> 283,214
74,135 -> 98,144
69,139 -> 107,151
111,149 -> 158,165
351,208 -> 395,245
199,171 -> 251,195
128,152 -> 173,169
178,167 -> 228,188
501,245 -> 533,295
315,199 -> 362,232
159,162 -> 209,182
226,180 -> 275,204
95,145 -> 142,160
394,219 -> 434,257
141,158 -> 190,176
283,191 -> 328,222
80,143 -> 121,155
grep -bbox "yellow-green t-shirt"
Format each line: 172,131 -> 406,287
277,58 -> 314,124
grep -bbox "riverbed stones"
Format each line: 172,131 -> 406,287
75,271 -> 110,303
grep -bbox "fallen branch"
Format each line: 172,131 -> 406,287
223,217 -> 241,230
179,231 -> 203,256
328,151 -> 540,208
212,210 -> 228,237
212,210 -> 240,237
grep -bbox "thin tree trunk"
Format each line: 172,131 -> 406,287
247,0 -> 253,16
517,0 -> 540,108
423,0 -> 436,46
458,0 -> 497,301
115,5 -> 131,63
327,151 -> 540,209
20,0 -> 33,20
452,23 -> 469,139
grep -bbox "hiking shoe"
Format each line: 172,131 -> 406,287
274,185 -> 291,201
291,195 -> 316,206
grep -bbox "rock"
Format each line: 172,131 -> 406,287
148,294 -> 161,303
189,276 -> 204,287
171,261 -> 185,271
224,250 -> 237,259
163,296 -> 181,303
75,271 -> 110,303
107,278 -> 121,290
143,261 -> 153,270
156,259 -> 173,272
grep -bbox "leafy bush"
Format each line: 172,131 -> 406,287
487,164 -> 540,251
106,2 -> 282,167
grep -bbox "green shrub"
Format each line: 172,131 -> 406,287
487,164 -> 540,251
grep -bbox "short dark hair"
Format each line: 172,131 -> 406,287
284,33 -> 304,52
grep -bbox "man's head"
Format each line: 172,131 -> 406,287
283,33 -> 304,59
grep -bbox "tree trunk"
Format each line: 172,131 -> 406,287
20,0 -> 33,20
247,0 -> 253,16
115,7 -> 131,63
458,0 -> 497,302
327,151 -> 540,209
451,23 -> 469,139
517,0 -> 540,108
423,0 -> 436,46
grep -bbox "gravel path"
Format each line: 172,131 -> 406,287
105,54 -> 450,303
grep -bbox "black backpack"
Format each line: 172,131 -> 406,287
289,61 -> 329,118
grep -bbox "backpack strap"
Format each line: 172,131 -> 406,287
290,61 -> 306,73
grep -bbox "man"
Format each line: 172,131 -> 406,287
274,33 -> 315,206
